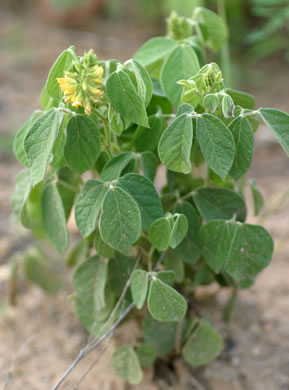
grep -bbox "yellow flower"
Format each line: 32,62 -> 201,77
57,49 -> 104,115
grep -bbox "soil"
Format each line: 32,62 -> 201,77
0,6 -> 289,390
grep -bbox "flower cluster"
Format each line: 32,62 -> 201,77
57,49 -> 103,115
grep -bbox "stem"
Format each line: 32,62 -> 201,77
222,284 -> 238,323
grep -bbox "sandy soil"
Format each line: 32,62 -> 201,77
0,7 -> 289,390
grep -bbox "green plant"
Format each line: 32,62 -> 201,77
11,7 -> 289,386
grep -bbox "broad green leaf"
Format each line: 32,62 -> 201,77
99,186 -> 141,253
158,113 -> 193,174
130,59 -> 153,106
130,270 -> 149,309
193,7 -> 228,50
142,313 -> 178,357
136,344 -> 157,368
24,109 -> 61,186
46,46 -> 75,99
249,179 -> 264,216
56,167 -> 78,220
172,201 -> 202,264
106,70 -> 149,127
148,278 -> 187,322
94,229 -> 114,259
75,179 -> 108,238
196,114 -> 235,181
163,251 -> 184,283
176,103 -> 195,117
134,115 -> 164,152
109,254 -> 137,295
201,220 -> 274,279
11,169 -> 32,222
182,320 -> 224,366
140,151 -> 158,182
24,247 -> 63,295
200,220 -> 232,273
160,45 -> 200,106
169,214 -> 188,249
192,187 -> 247,222
229,116 -> 254,181
111,346 -> 143,385
64,115 -> 101,174
225,222 -> 273,279
259,108 -> 289,156
73,256 -> 111,334
149,217 -> 171,251
225,88 -> 256,110
117,173 -> 163,231
100,151 -> 134,181
133,37 -> 178,67
13,112 -> 40,167
156,270 -> 175,286
66,239 -> 88,267
41,182 -> 68,253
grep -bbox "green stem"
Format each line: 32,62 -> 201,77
222,284 -> 238,323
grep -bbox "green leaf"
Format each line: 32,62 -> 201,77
249,179 -> 264,216
111,346 -> 143,385
24,109 -> 61,186
156,270 -> 175,286
163,251 -> 184,283
169,214 -> 188,249
225,222 -> 274,279
229,116 -> 254,181
134,115 -> 164,152
193,7 -> 228,50
203,94 -> 220,113
172,201 -> 202,264
140,151 -> 158,182
94,229 -> 114,258
225,88 -> 256,110
221,94 -> 235,118
109,254 -> 136,295
13,112 -> 40,167
100,151 -> 134,181
142,313 -> 178,357
148,278 -> 187,322
130,270 -> 149,309
64,115 -> 101,174
75,179 -> 108,238
196,114 -> 235,181
56,167 -> 78,220
117,173 -> 163,231
200,220 -> 232,273
133,37 -> 178,68
73,256 -> 111,334
158,113 -> 193,174
201,220 -> 274,279
160,45 -> 200,106
11,169 -> 32,222
41,182 -> 68,253
182,320 -> 224,366
99,186 -> 141,253
46,46 -> 75,100
130,59 -> 153,106
24,247 -> 63,295
136,344 -> 157,368
259,108 -> 289,156
149,217 -> 171,251
106,70 -> 149,127
193,187 -> 247,222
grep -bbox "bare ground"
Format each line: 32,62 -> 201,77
0,8 -> 289,390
